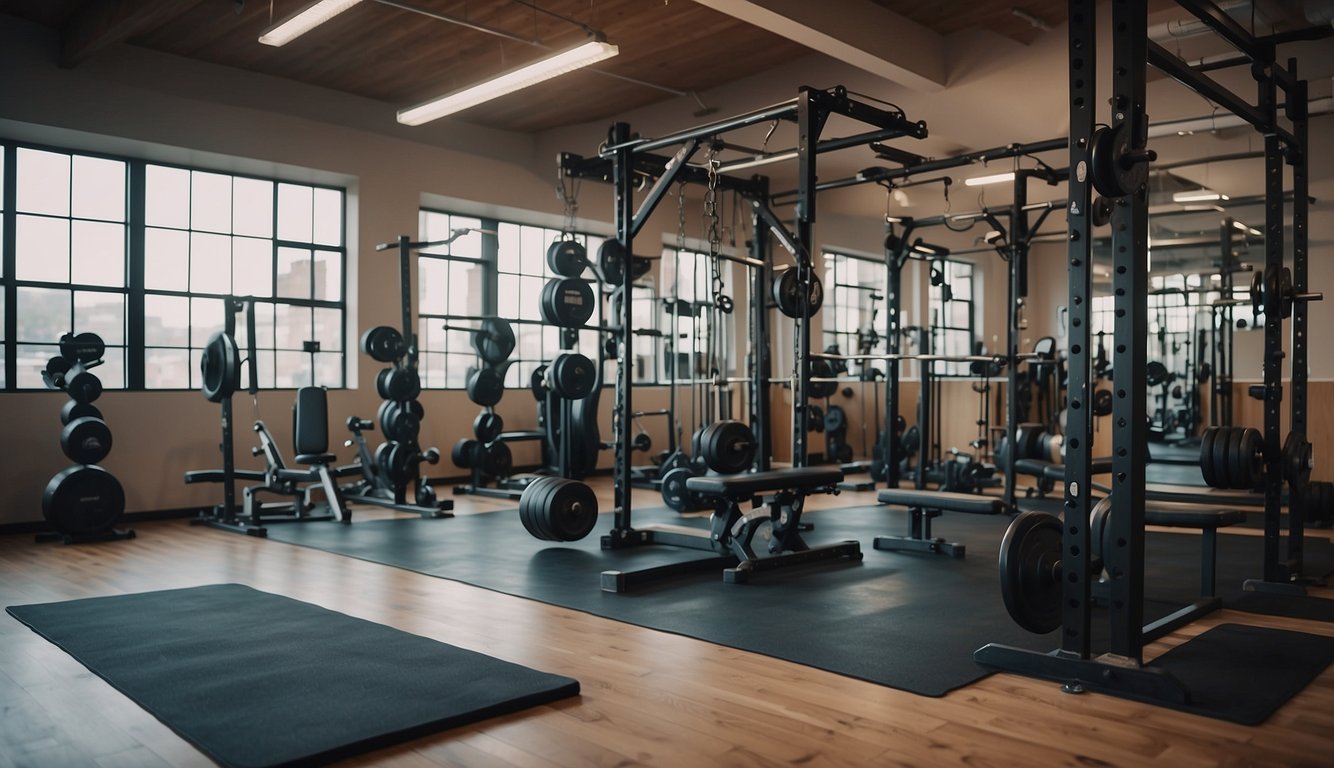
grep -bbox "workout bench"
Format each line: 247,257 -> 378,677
600,467 -> 862,590
875,488 -> 1005,558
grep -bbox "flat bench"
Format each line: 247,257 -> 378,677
686,467 -> 843,499
874,488 -> 1005,558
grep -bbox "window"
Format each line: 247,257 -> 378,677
661,247 -> 732,382
927,258 -> 976,376
0,140 -> 347,391
822,251 -> 887,379
416,210 -> 606,390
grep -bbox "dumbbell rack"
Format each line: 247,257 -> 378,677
38,332 -> 134,544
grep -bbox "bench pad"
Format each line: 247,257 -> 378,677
1143,501 -> 1247,528
877,488 -> 1004,515
686,467 -> 843,498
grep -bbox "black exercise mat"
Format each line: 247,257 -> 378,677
6,584 -> 579,768
265,506 -> 1334,699
1145,623 -> 1334,724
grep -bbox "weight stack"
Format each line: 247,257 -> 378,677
40,340 -> 132,544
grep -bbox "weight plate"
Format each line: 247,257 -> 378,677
660,467 -> 695,513
808,360 -> 838,399
1199,426 -> 1220,488
415,483 -> 437,508
901,425 -> 921,456
451,438 -> 480,469
546,239 -> 588,277
42,465 -> 125,536
473,411 -> 504,443
43,356 -> 71,390
519,477 -> 553,539
200,332 -> 239,403
1089,495 -> 1112,568
60,416 -> 113,464
632,432 -> 652,453
383,367 -> 421,402
481,440 -> 513,478
700,420 -> 756,475
824,405 -> 847,434
383,441 -> 418,486
530,365 -> 549,400
598,239 -> 627,285
807,405 -> 824,433
998,510 -> 1063,635
1092,388 -> 1114,417
1241,428 -> 1265,490
360,325 -> 404,363
64,366 -> 104,405
1226,427 -> 1248,490
772,268 -> 824,318
60,400 -> 102,426
473,317 -> 517,366
544,479 -> 598,541
59,332 -> 105,364
466,367 -> 505,407
1146,361 -> 1170,387
549,352 -> 597,400
376,368 -> 394,401
540,277 -> 596,328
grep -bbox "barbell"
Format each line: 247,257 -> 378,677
1250,264 -> 1323,320
1199,425 -> 1312,491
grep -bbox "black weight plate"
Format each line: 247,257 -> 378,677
1090,195 -> 1113,227
388,407 -> 420,443
807,405 -> 824,433
772,268 -> 824,318
901,425 -> 921,455
526,475 -> 560,541
530,365 -> 549,400
474,411 -> 504,443
44,356 -> 71,390
998,510 -> 1063,635
64,366 -> 103,405
1146,361 -> 1169,387
808,360 -> 838,399
373,442 -> 390,474
200,332 -> 239,403
632,432 -> 652,453
376,368 -> 394,401
383,367 -> 421,401
59,332 -> 105,364
547,239 -> 588,277
42,465 -> 125,535
1243,428 -> 1267,489
518,477 -> 551,539
1226,427 -> 1248,490
540,277 -> 596,328
837,444 -> 853,463
1213,427 -> 1234,490
360,325 -> 404,363
60,400 -> 102,426
473,317 -> 517,366
824,406 -> 846,434
598,239 -> 627,285
60,417 -> 113,464
549,353 -> 596,400
481,441 -> 513,478
660,467 -> 694,513
377,400 -> 396,437
546,479 -> 598,541
1199,426 -> 1220,488
451,438 -> 479,469
403,399 -> 424,419
1092,388 -> 1113,417
466,367 -> 505,407
383,441 -> 417,486
701,420 -> 756,475
415,483 -> 437,508
1089,495 -> 1112,567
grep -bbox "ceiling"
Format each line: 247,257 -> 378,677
0,0 -> 1184,134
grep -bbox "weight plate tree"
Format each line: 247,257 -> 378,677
38,332 -> 133,544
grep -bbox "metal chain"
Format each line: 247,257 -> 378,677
704,144 -> 731,314
555,172 -> 579,237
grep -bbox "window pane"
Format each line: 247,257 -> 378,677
520,226 -> 544,275
93,347 -> 125,389
497,223 -> 521,273
449,223 -> 483,258
274,350 -> 312,388
276,247 -> 311,298
232,177 -> 273,238
233,237 -> 273,297
16,148 -> 70,216
144,227 -> 189,291
251,349 -> 276,389
518,276 -> 544,321
190,232 -> 231,294
74,291 -> 125,345
274,303 -> 313,349
16,343 -> 61,388
16,287 -> 71,343
71,155 -> 126,222
312,187 -> 341,246
420,351 -> 445,389
312,307 -> 342,351
313,250 -> 341,301
419,258 -> 449,313
445,353 -> 471,388
252,301 -> 276,350
314,353 -> 341,387
190,297 -> 225,348
16,215 -> 70,283
190,171 -> 232,233
144,294 -> 190,346
451,261 -> 483,315
145,347 -> 191,388
145,165 -> 190,228
71,220 -> 126,287
277,183 -> 313,242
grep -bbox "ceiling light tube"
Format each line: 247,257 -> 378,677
1172,189 -> 1230,202
398,40 -> 619,125
259,0 -> 365,47
718,150 -> 800,173
963,171 -> 1015,187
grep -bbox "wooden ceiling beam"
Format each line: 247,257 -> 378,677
61,0 -> 205,68
689,0 -> 947,92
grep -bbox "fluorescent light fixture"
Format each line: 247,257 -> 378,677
1231,220 -> 1262,237
718,150 -> 799,173
259,0 -> 364,47
963,171 -> 1015,187
1172,189 -> 1229,202
398,40 -> 619,125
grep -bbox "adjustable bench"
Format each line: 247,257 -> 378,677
1015,457 -> 1114,497
600,467 -> 862,590
875,488 -> 1005,558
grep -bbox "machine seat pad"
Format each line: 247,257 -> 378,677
686,467 -> 844,499
877,488 -> 1004,515
1143,501 -> 1247,529
295,453 -> 336,466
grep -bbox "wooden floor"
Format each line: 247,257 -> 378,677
3,480 -> 1333,768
